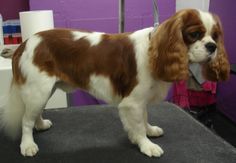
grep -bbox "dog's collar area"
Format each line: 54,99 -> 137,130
149,23 -> 159,39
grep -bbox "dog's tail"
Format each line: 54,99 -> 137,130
0,83 -> 25,139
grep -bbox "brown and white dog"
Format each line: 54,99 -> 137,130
0,9 -> 230,157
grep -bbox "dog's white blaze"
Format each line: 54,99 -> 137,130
88,74 -> 121,104
198,10 -> 216,35
72,31 -> 103,46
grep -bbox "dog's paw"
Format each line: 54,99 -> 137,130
139,139 -> 164,157
35,119 -> 52,131
147,125 -> 164,137
20,141 -> 39,157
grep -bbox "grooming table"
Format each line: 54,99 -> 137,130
0,102 -> 235,163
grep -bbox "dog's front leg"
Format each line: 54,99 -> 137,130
118,99 -> 164,157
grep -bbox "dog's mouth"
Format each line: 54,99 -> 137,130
206,56 -> 212,63
189,56 -> 212,65
206,50 -> 217,63
201,54 -> 215,64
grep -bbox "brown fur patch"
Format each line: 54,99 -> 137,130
149,9 -> 203,81
12,41 -> 27,84
182,12 -> 206,45
33,29 -> 138,97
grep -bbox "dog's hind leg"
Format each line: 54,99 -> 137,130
35,115 -> 52,131
20,77 -> 56,157
34,81 -> 75,131
34,86 -> 56,131
144,108 -> 164,137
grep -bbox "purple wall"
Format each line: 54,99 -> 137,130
210,0 -> 236,123
29,0 -> 175,106
0,0 -> 29,20
217,75 -> 236,123
210,1 -> 236,63
30,0 -> 118,33
30,0 -> 175,32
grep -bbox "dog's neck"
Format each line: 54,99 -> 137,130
149,24 -> 159,40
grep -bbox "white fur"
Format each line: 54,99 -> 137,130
88,74 -> 121,104
0,84 -> 24,138
86,32 -> 104,46
188,40 -> 210,62
72,31 -> 88,40
35,115 -> 52,131
188,11 -> 217,63
72,31 -> 104,46
198,10 -> 216,35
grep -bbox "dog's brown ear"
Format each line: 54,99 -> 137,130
202,15 -> 230,81
149,11 -> 189,82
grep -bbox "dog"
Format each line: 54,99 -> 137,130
0,9 -> 230,157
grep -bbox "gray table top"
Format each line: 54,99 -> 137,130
0,102 -> 236,163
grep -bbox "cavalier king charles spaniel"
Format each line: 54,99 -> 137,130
0,9 -> 230,157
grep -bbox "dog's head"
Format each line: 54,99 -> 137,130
149,9 -> 230,82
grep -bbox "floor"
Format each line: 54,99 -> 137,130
187,104 -> 236,147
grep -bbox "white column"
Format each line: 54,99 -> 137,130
176,0 -> 210,11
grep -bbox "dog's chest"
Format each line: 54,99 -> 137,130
147,81 -> 172,105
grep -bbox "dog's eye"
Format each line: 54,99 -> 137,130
212,32 -> 219,41
189,31 -> 202,40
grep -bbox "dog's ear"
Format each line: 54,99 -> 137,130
202,15 -> 230,81
149,11 -> 189,82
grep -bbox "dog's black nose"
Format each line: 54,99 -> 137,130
205,42 -> 217,54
